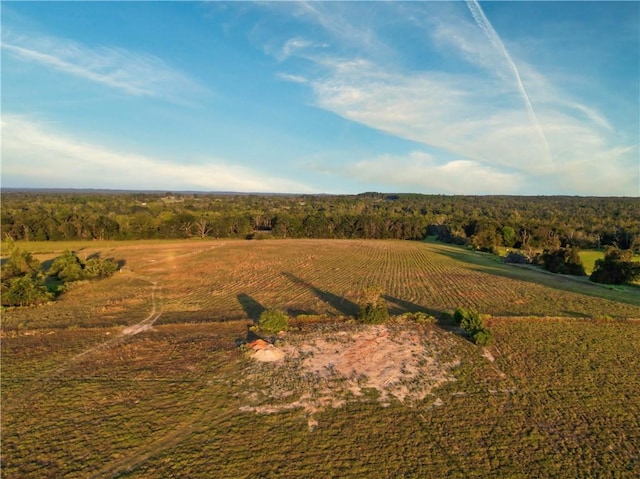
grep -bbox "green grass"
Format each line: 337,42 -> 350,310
2,239 -> 640,477
578,250 -> 604,275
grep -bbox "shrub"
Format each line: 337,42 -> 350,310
1,240 -> 42,281
472,329 -> 493,346
259,309 -> 289,334
454,307 -> 483,331
49,251 -> 119,282
357,301 -> 389,324
48,250 -> 85,282
1,275 -> 53,307
454,307 -> 492,346
83,257 -> 119,279
357,285 -> 390,324
504,251 -> 528,264
402,311 -> 436,324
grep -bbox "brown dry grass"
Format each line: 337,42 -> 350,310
4,239 -> 637,333
2,239 -> 640,478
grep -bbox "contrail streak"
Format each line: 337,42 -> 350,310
466,0 -> 553,166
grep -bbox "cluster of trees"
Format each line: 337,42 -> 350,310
540,248 -> 586,276
1,242 -> 52,307
591,247 -> 640,285
516,245 -> 639,285
2,191 -> 638,252
1,241 -> 119,307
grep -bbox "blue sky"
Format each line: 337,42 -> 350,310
2,1 -> 638,195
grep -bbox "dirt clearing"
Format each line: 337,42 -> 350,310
240,324 -> 460,427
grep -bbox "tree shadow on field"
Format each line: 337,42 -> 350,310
383,295 -> 454,328
383,294 -> 477,343
236,293 -> 266,324
282,272 -> 359,317
235,294 -> 268,346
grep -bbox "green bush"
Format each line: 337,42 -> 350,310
357,285 -> 389,324
49,251 -> 119,282
48,250 -> 85,282
454,307 -> 492,346
454,307 -> 483,331
83,257 -> 119,279
357,300 -> 389,324
259,309 -> 289,333
1,275 -> 53,307
472,329 -> 493,346
1,239 -> 42,281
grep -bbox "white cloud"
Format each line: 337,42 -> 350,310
348,151 -> 523,195
1,115 -> 313,193
1,32 -> 209,103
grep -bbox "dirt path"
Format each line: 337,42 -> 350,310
7,279 -> 162,406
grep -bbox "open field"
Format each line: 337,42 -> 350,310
2,239 -> 640,477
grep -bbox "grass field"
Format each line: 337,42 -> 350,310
2,239 -> 639,478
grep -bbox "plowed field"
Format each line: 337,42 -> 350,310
2,239 -> 639,478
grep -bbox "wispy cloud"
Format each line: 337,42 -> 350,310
272,2 -> 638,195
277,72 -> 308,84
1,31 -> 209,103
1,115 -> 313,193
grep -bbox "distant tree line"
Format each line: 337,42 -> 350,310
2,192 -> 638,253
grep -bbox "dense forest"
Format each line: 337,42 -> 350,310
1,190 -> 638,253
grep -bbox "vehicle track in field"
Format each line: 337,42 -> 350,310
88,399 -> 236,479
8,244 -> 225,405
6,279 -> 163,406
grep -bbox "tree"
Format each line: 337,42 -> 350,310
1,275 -> 53,307
194,217 -> 212,238
590,247 -> 640,285
502,226 -> 516,248
540,247 -> 586,276
0,240 -> 53,306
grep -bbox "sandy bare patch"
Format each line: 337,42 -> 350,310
482,347 -> 495,362
239,324 -> 459,425
122,323 -> 154,335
